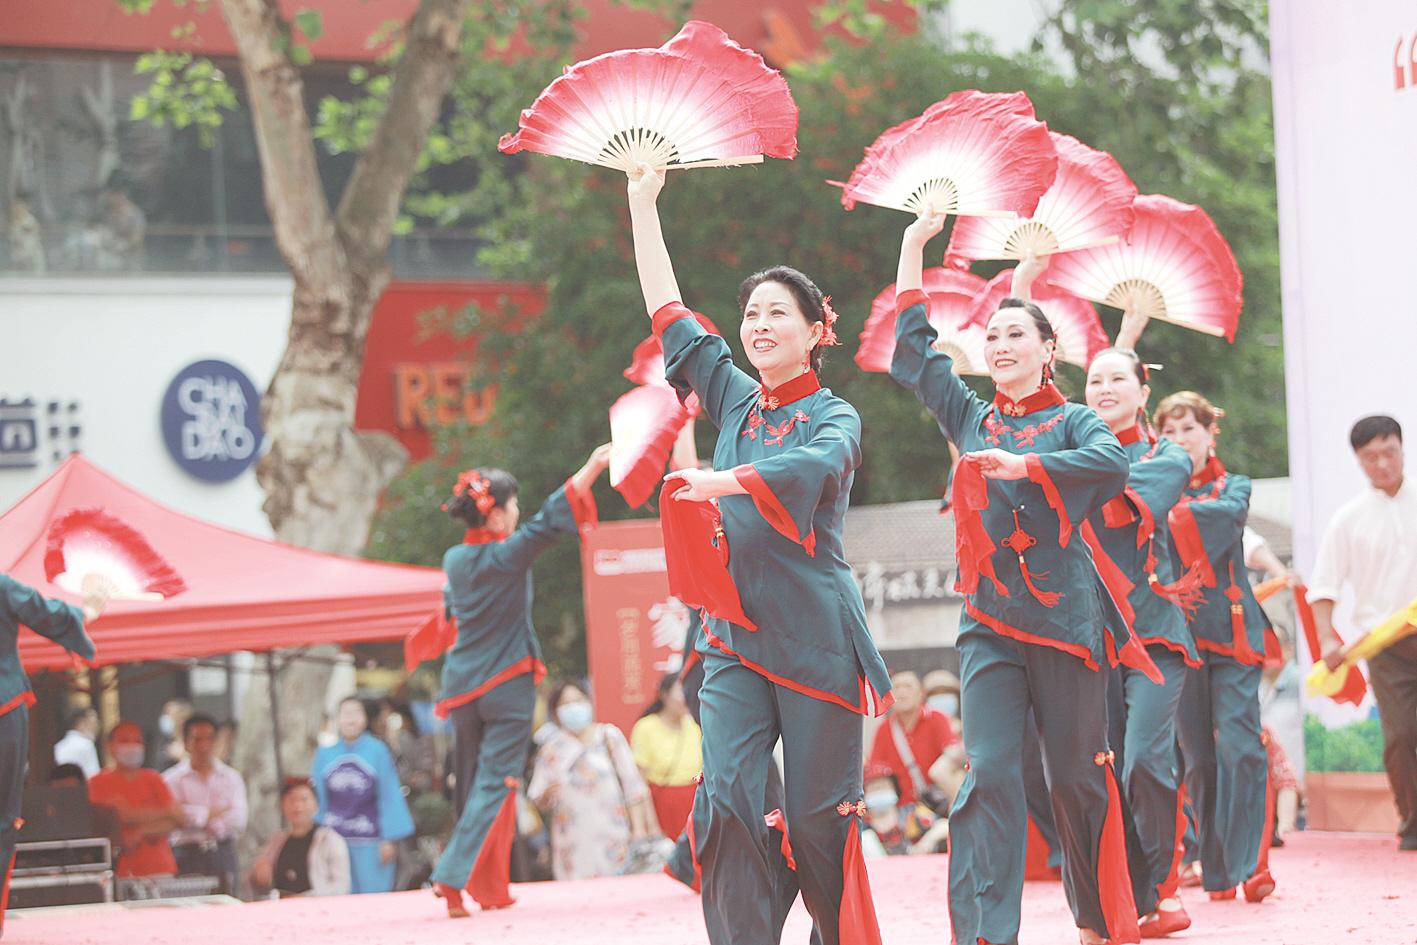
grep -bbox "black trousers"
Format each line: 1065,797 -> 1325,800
1,706 -> 28,931
1370,635 -> 1417,841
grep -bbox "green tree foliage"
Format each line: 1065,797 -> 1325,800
367,2 -> 1286,676
1304,714 -> 1384,773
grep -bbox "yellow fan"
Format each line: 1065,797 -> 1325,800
1306,597 -> 1417,697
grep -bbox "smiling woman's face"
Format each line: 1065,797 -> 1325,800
1085,351 -> 1148,431
984,307 -> 1053,391
740,281 -> 820,379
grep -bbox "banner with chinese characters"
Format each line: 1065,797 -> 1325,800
580,519 -> 689,737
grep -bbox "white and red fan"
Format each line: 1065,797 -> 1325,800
857,267 -> 988,374
946,132 -> 1137,262
831,90 -> 1057,218
1043,194 -> 1244,341
44,508 -> 186,601
967,270 -> 1109,369
498,20 -> 797,173
610,385 -> 694,509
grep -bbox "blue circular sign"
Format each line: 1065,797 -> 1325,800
160,359 -> 264,483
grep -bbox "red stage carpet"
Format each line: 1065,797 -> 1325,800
5,833 -> 1412,944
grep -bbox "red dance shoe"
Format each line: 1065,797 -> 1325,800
1139,904 -> 1192,938
1178,862 -> 1203,888
434,882 -> 470,918
1207,887 -> 1237,901
1242,870 -> 1275,903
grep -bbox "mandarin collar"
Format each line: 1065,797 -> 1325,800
1190,453 -> 1226,488
463,527 -> 507,545
1115,424 -> 1144,447
992,382 -> 1065,417
758,370 -> 821,411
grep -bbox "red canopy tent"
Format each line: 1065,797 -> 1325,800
4,455 -> 444,671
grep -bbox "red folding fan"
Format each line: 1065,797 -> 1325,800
44,508 -> 186,601
856,267 -> 989,374
831,90 -> 1057,217
968,270 -> 1109,369
610,385 -> 695,509
946,132 -> 1137,261
1043,194 -> 1244,341
498,20 -> 797,172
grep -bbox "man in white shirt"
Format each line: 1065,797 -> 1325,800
52,705 -> 101,779
163,713 -> 249,891
1307,415 -> 1417,850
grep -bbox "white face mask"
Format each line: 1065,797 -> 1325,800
113,744 -> 145,769
927,693 -> 960,717
864,789 -> 899,814
557,701 -> 594,734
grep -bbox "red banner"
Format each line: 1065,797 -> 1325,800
580,519 -> 692,737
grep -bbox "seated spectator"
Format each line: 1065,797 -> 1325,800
313,697 -> 414,894
859,763 -> 949,857
867,671 -> 958,814
53,705 -> 101,778
164,714 -> 248,894
529,681 -> 658,879
249,778 -> 351,898
630,674 -> 702,839
88,721 -> 185,877
922,669 -> 968,808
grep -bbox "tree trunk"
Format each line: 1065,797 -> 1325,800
216,0 -> 471,877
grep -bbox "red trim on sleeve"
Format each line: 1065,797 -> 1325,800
965,601 -> 1100,672
1101,494 -> 1137,529
732,464 -> 817,557
563,477 -> 599,530
1126,486 -> 1157,547
700,623 -> 890,717
0,691 -> 36,718
651,301 -> 694,339
435,657 -> 546,718
1025,452 -> 1072,548
1166,504 -> 1217,587
894,288 -> 930,316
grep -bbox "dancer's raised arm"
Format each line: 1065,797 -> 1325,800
895,210 -> 946,294
627,162 -> 683,315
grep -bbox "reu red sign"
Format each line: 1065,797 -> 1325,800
580,518 -> 692,737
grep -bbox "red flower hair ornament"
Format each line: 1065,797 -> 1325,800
444,469 -> 497,517
816,295 -> 841,350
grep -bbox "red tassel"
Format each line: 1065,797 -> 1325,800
1150,560 -> 1205,617
466,784 -> 519,909
838,820 -> 884,945
1096,756 -> 1141,944
764,808 -> 797,870
1017,555 -> 1063,608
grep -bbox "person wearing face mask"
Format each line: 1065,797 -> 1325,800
1154,392 -> 1277,908
629,162 -> 894,945
867,671 -> 958,813
418,445 -> 609,918
312,697 -> 415,895
890,212 -> 1152,945
2,572 -> 107,931
1082,351 -> 1201,937
858,762 -> 951,858
88,721 -> 186,879
528,682 -> 657,880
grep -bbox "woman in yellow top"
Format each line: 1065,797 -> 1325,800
631,674 -> 703,839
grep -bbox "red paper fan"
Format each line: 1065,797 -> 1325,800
498,20 -> 797,172
947,132 -> 1137,261
610,385 -> 694,509
831,90 -> 1057,217
856,267 -> 988,374
44,508 -> 186,600
1043,194 -> 1244,341
968,270 -> 1109,368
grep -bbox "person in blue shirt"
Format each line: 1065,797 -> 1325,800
1,573 -> 108,935
313,697 -> 415,895
889,210 -> 1152,945
426,446 -> 607,917
1084,349 -> 1200,937
1156,391 -> 1276,907
627,162 -> 893,945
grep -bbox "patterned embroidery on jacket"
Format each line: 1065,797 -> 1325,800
982,408 -> 1064,448
743,407 -> 809,447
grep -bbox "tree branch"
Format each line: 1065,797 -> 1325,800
335,0 -> 471,265
218,0 -> 337,281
